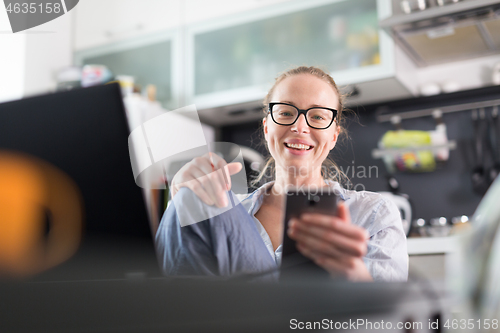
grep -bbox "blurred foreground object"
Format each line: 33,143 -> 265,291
453,175 -> 500,327
0,152 -> 83,277
0,84 -> 158,281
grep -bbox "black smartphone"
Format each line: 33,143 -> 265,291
280,188 -> 339,280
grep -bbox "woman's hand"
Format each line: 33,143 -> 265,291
170,152 -> 242,208
287,203 -> 373,282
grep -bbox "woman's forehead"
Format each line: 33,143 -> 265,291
272,74 -> 339,109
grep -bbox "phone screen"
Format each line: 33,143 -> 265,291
280,188 -> 339,280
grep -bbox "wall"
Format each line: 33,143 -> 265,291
0,4 -> 73,102
338,105 -> 484,222
0,6 -> 26,103
23,11 -> 74,97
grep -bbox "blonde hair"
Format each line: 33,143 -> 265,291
251,66 -> 351,187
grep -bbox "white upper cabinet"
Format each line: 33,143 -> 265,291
186,0 -> 411,114
74,0 -> 417,124
74,0 -> 294,51
74,0 -> 182,51
74,32 -> 179,110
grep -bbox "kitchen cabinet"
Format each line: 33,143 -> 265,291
408,236 -> 460,282
407,236 -> 459,255
74,0 -> 182,51
187,0 -> 415,125
74,31 -> 181,110
74,0 -> 294,51
73,0 -> 418,125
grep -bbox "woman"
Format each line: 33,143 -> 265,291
156,66 -> 408,282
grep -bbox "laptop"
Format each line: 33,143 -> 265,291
0,83 -> 160,280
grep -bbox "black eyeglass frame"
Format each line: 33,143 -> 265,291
267,102 -> 338,130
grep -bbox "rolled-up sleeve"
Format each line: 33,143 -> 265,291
340,186 -> 408,282
155,188 -> 277,278
362,197 -> 408,282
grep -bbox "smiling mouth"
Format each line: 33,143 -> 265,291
284,143 -> 313,150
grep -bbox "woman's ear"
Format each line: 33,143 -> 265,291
329,126 -> 340,151
263,116 -> 268,136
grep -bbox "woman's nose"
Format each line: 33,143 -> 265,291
291,114 -> 309,133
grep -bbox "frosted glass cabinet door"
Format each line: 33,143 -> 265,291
76,35 -> 175,110
190,0 -> 385,108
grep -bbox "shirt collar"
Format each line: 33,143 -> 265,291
246,181 -> 274,216
325,180 -> 351,201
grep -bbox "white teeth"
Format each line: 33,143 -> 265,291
286,143 -> 311,150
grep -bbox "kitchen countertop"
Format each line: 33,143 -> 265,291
407,236 -> 460,255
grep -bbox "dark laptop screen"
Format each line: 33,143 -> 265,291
0,83 -> 159,279
0,83 -> 151,237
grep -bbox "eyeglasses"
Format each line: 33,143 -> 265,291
268,102 -> 337,130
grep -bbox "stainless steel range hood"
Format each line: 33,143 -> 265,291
380,0 -> 500,66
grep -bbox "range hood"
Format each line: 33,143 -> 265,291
380,0 -> 500,66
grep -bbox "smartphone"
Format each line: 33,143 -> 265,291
280,188 -> 339,280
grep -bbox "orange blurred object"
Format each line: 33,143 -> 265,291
0,151 -> 84,277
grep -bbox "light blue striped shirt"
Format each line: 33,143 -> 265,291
240,181 -> 409,282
